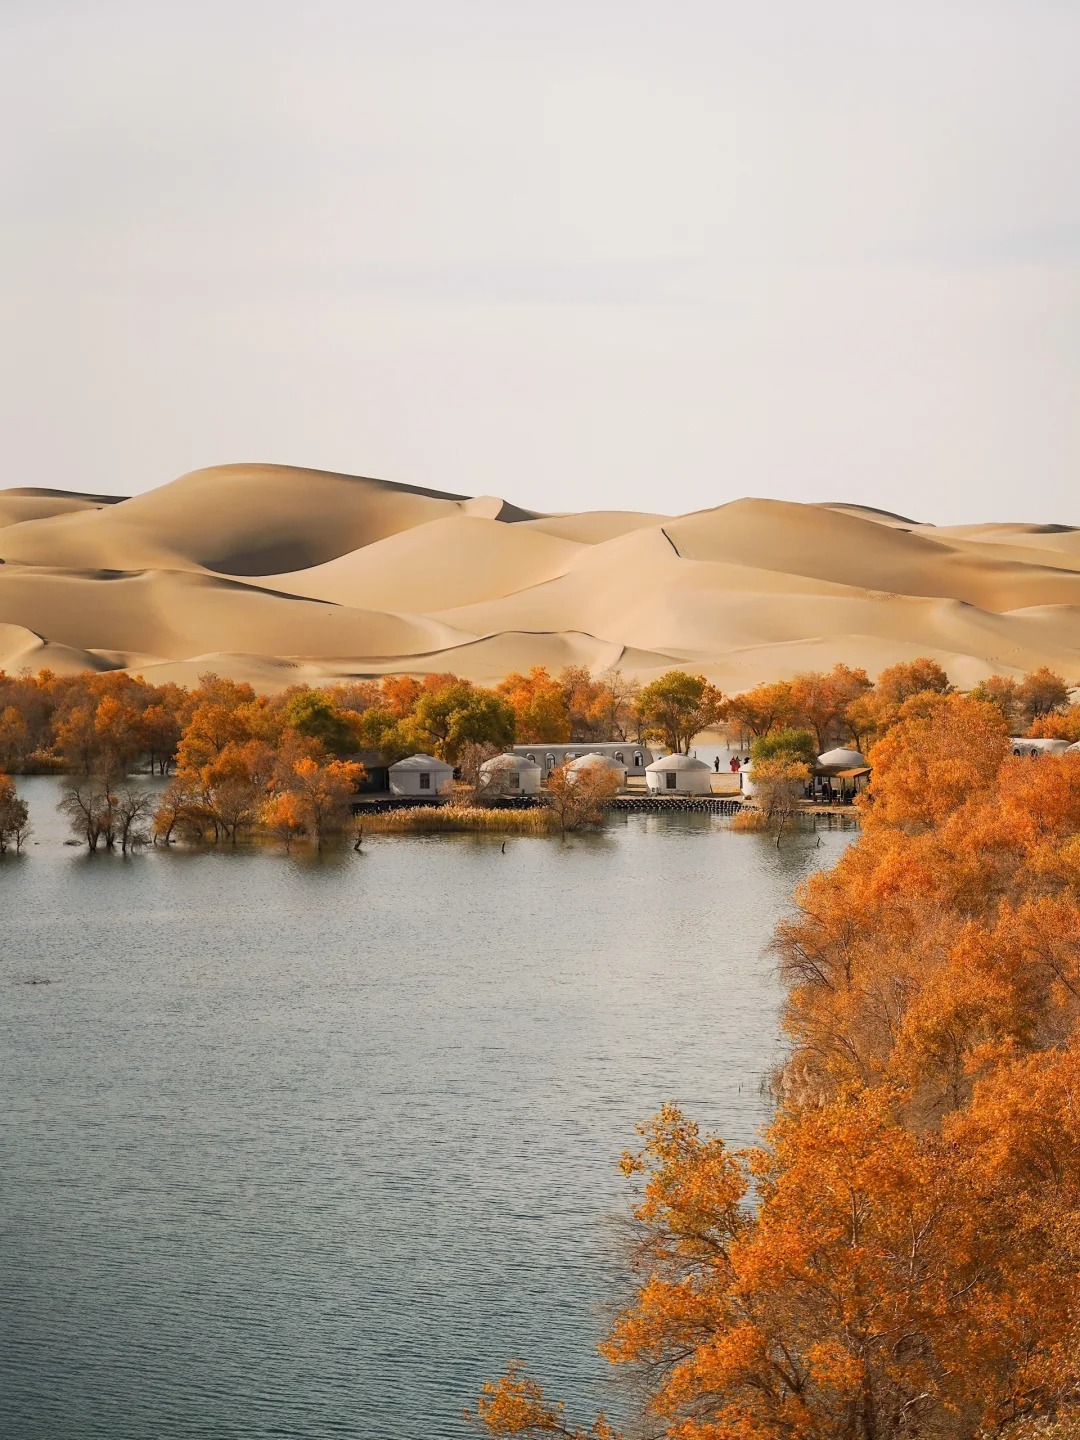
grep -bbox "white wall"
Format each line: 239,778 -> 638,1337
389,767 -> 454,796
480,764 -> 542,795
645,769 -> 712,794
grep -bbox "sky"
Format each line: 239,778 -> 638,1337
2,0 -> 1078,523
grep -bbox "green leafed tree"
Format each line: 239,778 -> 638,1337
636,671 -> 724,754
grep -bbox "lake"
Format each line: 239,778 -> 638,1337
1,776 -> 853,1440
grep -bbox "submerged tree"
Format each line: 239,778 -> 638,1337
113,787 -> 155,853
545,762 -> 621,834
0,774 -> 30,853
745,756 -> 811,844
280,756 -> 364,850
58,778 -> 117,852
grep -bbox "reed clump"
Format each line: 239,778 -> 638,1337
729,806 -> 768,832
362,804 -> 561,836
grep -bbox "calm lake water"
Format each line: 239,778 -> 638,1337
1,776 -> 852,1440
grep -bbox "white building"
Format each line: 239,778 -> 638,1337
645,753 -> 713,794
815,747 -> 871,801
566,752 -> 627,786
478,752 -> 543,795
388,754 -> 454,797
740,761 -> 756,800
512,742 -> 659,777
817,747 -> 869,770
1009,737 -> 1072,757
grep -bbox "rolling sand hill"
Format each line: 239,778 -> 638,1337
0,465 -> 1077,691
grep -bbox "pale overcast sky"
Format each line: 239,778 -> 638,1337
2,1 -> 1078,522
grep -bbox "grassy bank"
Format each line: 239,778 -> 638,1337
359,805 -> 561,836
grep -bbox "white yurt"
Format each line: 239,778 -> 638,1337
816,747 -> 869,770
388,754 -> 454,797
645,753 -> 713,794
478,752 -> 543,795
566,752 -> 627,786
1009,737 -> 1072,758
739,761 -> 756,799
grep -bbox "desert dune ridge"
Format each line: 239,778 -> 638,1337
0,463 -> 1076,691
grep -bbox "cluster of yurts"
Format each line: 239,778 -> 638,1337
384,748 -> 856,798
387,733 -> 1079,801
386,749 -> 714,797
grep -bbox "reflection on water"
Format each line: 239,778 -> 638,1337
1,777 -> 852,1440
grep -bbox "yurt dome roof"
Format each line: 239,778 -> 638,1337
817,747 -> 868,769
480,753 -> 541,771
646,753 -> 711,772
389,753 -> 453,771
1068,741 -> 1080,753
567,751 -> 624,770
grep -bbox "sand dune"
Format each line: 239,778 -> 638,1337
0,464 -> 1076,690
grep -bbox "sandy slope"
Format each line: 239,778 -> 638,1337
0,464 -> 1077,690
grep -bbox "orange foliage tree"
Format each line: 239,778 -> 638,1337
498,667 -> 571,743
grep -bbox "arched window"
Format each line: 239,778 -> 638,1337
526,754 -> 535,763
545,754 -> 556,771
566,752 -> 577,761
614,751 -> 625,763
634,751 -> 644,767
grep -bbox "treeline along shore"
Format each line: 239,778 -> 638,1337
0,658 -> 1076,853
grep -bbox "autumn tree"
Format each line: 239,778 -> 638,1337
559,666 -> 607,742
720,680 -> 796,743
456,741 -> 504,800
327,679 -> 382,714
280,756 -> 364,850
788,665 -> 872,751
545,762 -> 620,834
840,658 -> 954,749
380,674 -> 424,718
138,703 -> 183,775
862,692 -> 1009,832
637,671 -> 724,754
498,668 -> 571,743
199,739 -> 277,843
152,777 -> 202,844
750,727 -> 817,769
0,774 -> 30,853
261,791 -> 306,851
0,705 -> 29,772
281,688 -> 358,756
1017,666 -> 1071,724
53,704 -> 102,776
875,657 -> 952,707
408,680 -> 515,763
970,674 -> 1023,730
590,669 -> 641,742
745,757 -> 811,844
1028,703 -> 1080,743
